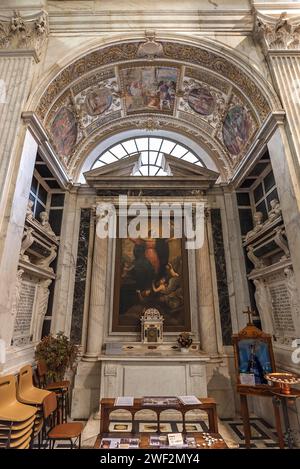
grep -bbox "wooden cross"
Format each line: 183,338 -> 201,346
243,307 -> 255,325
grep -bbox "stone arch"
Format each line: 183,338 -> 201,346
26,34 -> 282,182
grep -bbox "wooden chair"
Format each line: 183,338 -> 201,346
37,360 -> 70,423
43,392 -> 83,449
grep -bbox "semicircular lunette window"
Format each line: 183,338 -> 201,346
90,137 -> 205,176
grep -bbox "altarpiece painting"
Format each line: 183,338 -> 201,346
112,218 -> 191,333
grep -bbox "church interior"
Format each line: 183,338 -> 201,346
1,0 -> 300,452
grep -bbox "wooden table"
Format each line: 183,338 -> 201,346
99,397 -> 218,434
94,432 -> 228,449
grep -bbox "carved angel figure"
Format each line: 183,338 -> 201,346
245,211 -> 263,240
268,198 -> 281,222
39,211 -> 56,237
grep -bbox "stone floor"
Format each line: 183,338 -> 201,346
77,411 -> 281,449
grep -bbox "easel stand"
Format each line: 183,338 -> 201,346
232,310 -> 284,448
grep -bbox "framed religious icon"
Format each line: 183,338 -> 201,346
112,217 -> 191,333
232,310 -> 276,390
232,309 -> 280,449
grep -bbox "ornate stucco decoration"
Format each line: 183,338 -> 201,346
68,113 -> 233,182
0,10 -> 49,60
137,31 -> 164,60
32,38 -> 279,181
35,40 -> 272,122
40,61 -> 259,179
255,12 -> 300,52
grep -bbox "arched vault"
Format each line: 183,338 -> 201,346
28,35 -> 282,183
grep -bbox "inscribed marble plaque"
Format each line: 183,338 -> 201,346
12,281 -> 36,346
269,282 -> 295,334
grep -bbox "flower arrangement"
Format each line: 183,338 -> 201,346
177,332 -> 193,349
35,331 -> 79,381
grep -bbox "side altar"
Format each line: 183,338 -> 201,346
71,154 -> 233,419
99,343 -> 210,400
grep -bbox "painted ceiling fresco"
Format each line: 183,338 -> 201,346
35,39 -> 275,180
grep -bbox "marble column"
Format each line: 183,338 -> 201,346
0,51 -> 34,226
221,190 -> 251,331
84,218 -> 108,360
0,130 -> 38,348
0,55 -> 35,236
0,11 -> 48,359
0,9 -> 48,249
254,10 -> 300,161
196,211 -> 219,355
51,190 -> 79,336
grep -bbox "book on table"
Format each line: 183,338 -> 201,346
141,396 -> 180,406
168,433 -> 184,447
150,434 -> 196,449
177,395 -> 202,405
114,396 -> 134,406
100,438 -> 139,449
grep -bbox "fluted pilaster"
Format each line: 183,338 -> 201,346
84,223 -> 108,359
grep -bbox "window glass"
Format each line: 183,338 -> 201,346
256,201 -> 268,221
91,137 -> 204,176
254,183 -> 263,203
264,171 -> 275,193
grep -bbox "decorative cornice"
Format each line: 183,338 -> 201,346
255,12 -> 300,52
0,10 -> 49,62
69,113 -> 232,182
47,9 -> 253,35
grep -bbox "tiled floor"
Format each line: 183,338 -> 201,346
33,415 -> 282,449
81,414 -> 281,449
220,417 -> 280,449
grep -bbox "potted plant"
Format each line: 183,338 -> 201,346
35,331 -> 79,381
177,332 -> 193,353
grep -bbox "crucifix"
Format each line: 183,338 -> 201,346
243,307 -> 255,325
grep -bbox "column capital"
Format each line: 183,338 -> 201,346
254,11 -> 300,54
0,10 -> 49,62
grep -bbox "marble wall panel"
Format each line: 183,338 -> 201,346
211,208 -> 232,345
70,208 -> 91,343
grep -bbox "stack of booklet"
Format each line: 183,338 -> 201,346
100,438 -> 140,449
113,395 -> 201,406
114,396 -> 134,406
150,434 -> 196,448
141,396 -> 180,406
178,395 -> 202,405
141,395 -> 201,406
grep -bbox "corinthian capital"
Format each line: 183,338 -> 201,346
0,10 -> 49,61
255,12 -> 300,52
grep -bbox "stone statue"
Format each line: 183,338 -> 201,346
26,200 -> 34,220
268,198 -> 281,222
39,211 -> 56,237
20,227 -> 34,261
245,211 -> 263,240
253,278 -> 275,335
